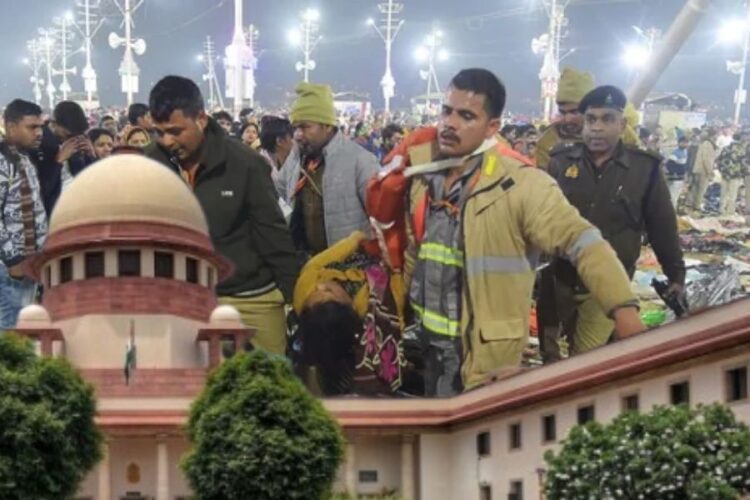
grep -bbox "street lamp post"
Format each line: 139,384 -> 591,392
25,39 -> 45,105
109,0 -> 146,106
55,12 -> 77,101
73,0 -> 105,108
290,9 -> 322,83
245,24 -> 259,108
415,27 -> 447,115
39,28 -> 57,110
533,0 -> 571,123
200,36 -> 224,111
735,4 -> 750,125
367,0 -> 404,115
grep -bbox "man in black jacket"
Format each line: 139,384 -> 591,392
34,101 -> 97,215
145,75 -> 300,355
547,85 -> 685,355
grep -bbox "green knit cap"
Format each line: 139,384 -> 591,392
556,67 -> 595,104
290,82 -> 337,126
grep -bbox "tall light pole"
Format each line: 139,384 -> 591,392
289,8 -> 322,83
726,3 -> 750,125
415,27 -> 448,114
53,12 -> 77,101
200,36 -> 224,111
737,19 -> 750,125
73,0 -> 105,108
533,0 -> 571,123
245,24 -> 259,108
39,28 -> 57,110
367,0 -> 404,114
109,0 -> 146,106
24,38 -> 45,105
225,0 -> 254,117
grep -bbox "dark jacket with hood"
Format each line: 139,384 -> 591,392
145,119 -> 300,301
31,125 -> 96,215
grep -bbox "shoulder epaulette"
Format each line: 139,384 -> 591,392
550,141 -> 581,158
623,144 -> 663,164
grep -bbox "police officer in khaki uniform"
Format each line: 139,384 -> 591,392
547,85 -> 685,354
535,67 -> 595,171
536,68 -> 643,172
535,68 -> 594,362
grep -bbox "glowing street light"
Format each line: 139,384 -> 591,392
289,8 -> 322,82
719,7 -> 750,125
719,18 -> 747,46
622,44 -> 651,69
287,29 -> 302,47
303,8 -> 320,23
415,26 -> 446,114
414,46 -> 429,62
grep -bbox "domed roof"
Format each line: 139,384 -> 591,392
209,305 -> 244,328
17,305 -> 52,326
49,155 -> 209,236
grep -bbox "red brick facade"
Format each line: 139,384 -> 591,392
83,368 -> 208,398
44,277 -> 217,322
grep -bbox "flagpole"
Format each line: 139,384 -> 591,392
124,319 -> 136,385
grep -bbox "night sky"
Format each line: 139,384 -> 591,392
0,0 -> 746,117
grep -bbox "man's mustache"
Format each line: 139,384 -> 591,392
440,130 -> 460,143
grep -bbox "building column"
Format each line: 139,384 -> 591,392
208,334 -> 221,368
345,441 -> 357,496
156,435 -> 169,500
97,440 -> 111,500
401,434 -> 416,500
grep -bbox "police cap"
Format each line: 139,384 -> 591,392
578,85 -> 627,114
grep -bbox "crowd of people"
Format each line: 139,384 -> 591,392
0,65 -> 747,398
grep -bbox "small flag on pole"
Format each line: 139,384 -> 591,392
124,320 -> 136,385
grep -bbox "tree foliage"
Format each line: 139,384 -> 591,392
544,404 -> 750,499
183,350 -> 344,500
0,333 -> 102,499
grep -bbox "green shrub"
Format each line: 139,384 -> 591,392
183,350 -> 344,500
544,404 -> 750,499
0,333 -> 102,499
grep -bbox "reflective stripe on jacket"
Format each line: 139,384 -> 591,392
405,144 -> 637,389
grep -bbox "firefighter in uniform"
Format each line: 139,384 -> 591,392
547,85 -> 686,354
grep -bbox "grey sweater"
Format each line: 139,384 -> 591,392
275,131 -> 379,247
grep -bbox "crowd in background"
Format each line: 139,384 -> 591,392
0,66 -> 748,399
